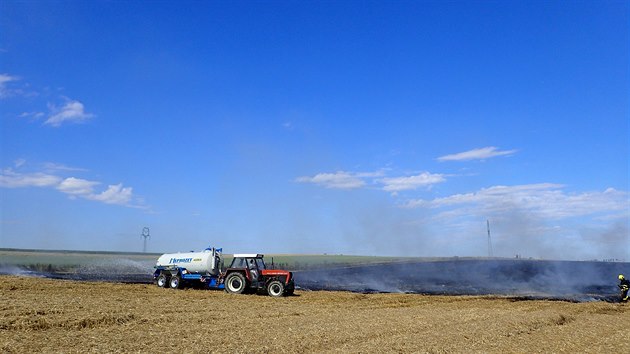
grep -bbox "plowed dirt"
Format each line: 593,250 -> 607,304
1,275 -> 627,353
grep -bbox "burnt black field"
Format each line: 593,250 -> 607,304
2,258 -> 628,302
296,259 -> 629,302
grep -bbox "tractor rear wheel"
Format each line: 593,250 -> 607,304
169,275 -> 182,289
267,280 -> 285,297
156,273 -> 168,288
225,273 -> 246,294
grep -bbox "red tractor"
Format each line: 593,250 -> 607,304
223,254 -> 294,297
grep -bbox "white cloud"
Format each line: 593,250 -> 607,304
437,146 -> 517,162
0,74 -> 18,83
56,178 -> 134,206
296,171 -> 365,189
0,169 -> 62,188
19,111 -> 45,120
356,170 -> 386,178
0,75 -> 92,126
45,100 -> 94,127
14,159 -> 26,168
56,177 -> 99,196
0,73 -> 20,98
0,165 -> 140,208
297,169 -> 444,193
380,172 -> 446,192
405,183 -> 628,220
42,162 -> 88,172
85,184 -> 133,205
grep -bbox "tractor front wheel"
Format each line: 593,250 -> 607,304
225,273 -> 246,294
267,280 -> 285,297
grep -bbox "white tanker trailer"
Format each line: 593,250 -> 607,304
153,247 -> 225,289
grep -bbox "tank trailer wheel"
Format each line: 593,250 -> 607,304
156,273 -> 168,288
169,275 -> 182,289
267,280 -> 285,297
225,273 -> 246,294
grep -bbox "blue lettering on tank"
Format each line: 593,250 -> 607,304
169,257 -> 193,263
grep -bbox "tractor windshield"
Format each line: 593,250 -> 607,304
230,258 -> 247,268
255,258 -> 266,270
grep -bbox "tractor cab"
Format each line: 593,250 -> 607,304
229,254 -> 265,283
229,254 -> 266,270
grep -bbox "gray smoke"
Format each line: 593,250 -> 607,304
295,259 -> 630,302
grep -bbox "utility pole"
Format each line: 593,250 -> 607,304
141,227 -> 150,253
487,219 -> 494,258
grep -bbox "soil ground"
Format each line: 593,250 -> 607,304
1,275 -> 628,353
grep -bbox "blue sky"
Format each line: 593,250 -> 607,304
1,1 -> 628,260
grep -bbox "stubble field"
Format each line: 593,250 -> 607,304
1,275 -> 628,353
